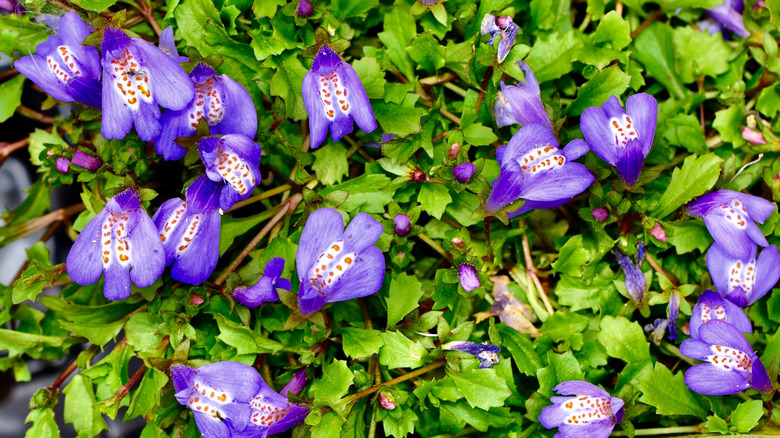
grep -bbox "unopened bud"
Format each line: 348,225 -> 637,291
453,162 -> 476,184
459,264 -> 480,291
189,294 -> 204,306
591,207 -> 608,222
495,15 -> 514,30
394,214 -> 411,237
451,237 -> 465,249
649,222 -> 667,242
448,142 -> 460,161
56,157 -> 70,173
411,168 -> 429,182
742,127 -> 766,145
379,392 -> 396,410
295,0 -> 313,17
71,150 -> 103,172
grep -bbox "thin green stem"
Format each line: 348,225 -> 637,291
416,233 -> 452,263
612,425 -> 704,436
344,360 -> 446,405
509,266 -> 548,322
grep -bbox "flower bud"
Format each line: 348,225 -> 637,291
411,168 -> 429,182
189,294 -> 204,306
417,0 -> 436,4
591,207 -> 608,222
448,142 -> 460,161
394,214 -> 411,237
742,127 -> 766,145
295,0 -> 313,17
453,162 -> 475,184
451,237 -> 465,249
56,157 -> 70,173
378,392 -> 396,410
71,150 -> 103,172
458,264 -> 480,291
495,15 -> 514,30
649,222 -> 667,242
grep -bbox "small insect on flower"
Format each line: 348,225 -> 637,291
687,189 -> 776,260
66,189 -> 165,301
580,93 -> 657,187
100,27 -> 195,141
14,12 -> 102,108
441,341 -> 501,369
296,208 -> 385,315
681,320 -> 771,395
198,134 -> 262,210
689,290 -> 752,341
233,258 -> 292,308
539,381 -> 625,438
707,243 -> 780,308
480,13 -> 519,63
494,62 -> 551,130
486,123 -> 594,217
302,46 -> 377,149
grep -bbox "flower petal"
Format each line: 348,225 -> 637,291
132,99 -> 162,141
615,137 -> 644,186
128,212 -> 166,288
155,108 -> 192,160
625,93 -> 657,157
323,245 -> 385,304
100,65 -> 134,140
133,38 -> 195,110
699,319 -> 753,353
684,363 -> 751,395
170,210 -> 220,285
338,62 -> 377,135
580,106 -> 617,165
211,74 -> 258,138
501,123 -> 559,164
703,212 -> 754,260
302,71 -> 330,149
66,210 -> 107,285
103,263 -> 132,301
485,160 -> 525,213
170,364 -> 196,394
751,358 -> 772,392
195,361 -> 262,402
705,242 -> 737,299
735,193 -> 776,223
749,245 -> 780,305
518,162 -> 595,202
341,212 -> 384,254
557,422 -> 616,438
14,54 -> 74,103
296,208 -> 345,283
193,412 -> 231,438
562,138 -> 589,161
298,282 -> 327,315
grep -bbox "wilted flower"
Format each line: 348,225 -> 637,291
689,290 -> 752,340
66,189 -> 165,301
686,189 -> 776,260
157,26 -> 189,63
171,361 -> 309,437
302,46 -> 377,149
152,175 -> 222,285
486,124 -> 594,217
71,150 -> 102,172
488,275 -> 538,336
378,392 -> 396,410
198,134 -> 262,210
707,243 -> 780,308
704,0 -> 750,38
649,222 -> 667,242
680,320 -> 770,395
581,94 -> 657,186
14,12 -> 102,108
458,264 -> 480,291
480,13 -> 519,63
296,208 -> 385,314
615,243 -> 646,303
646,290 -> 680,343
155,63 -> 257,160
592,207 -> 609,222
55,157 -> 70,173
233,258 -> 292,308
100,27 -> 195,141
296,0 -> 313,17
494,62 -> 551,129
539,381 -> 625,438
442,341 -> 501,369
453,162 -> 476,184
742,127 -> 766,145
394,214 -> 411,237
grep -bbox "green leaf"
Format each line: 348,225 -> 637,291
28,129 -> 69,166
24,409 -> 59,438
126,368 -> 168,420
63,375 -> 108,436
633,22 -> 685,99
251,0 -> 284,17
597,316 -> 651,363
352,57 -> 386,99
309,360 -> 354,404
270,51 -> 309,121
666,221 -> 713,254
672,26 -> 732,83
379,331 -> 429,369
446,368 -> 512,410
342,328 -> 384,359
705,414 -> 730,434
462,123 -> 499,146
319,173 -> 395,213
331,0 -> 379,18
386,272 -> 424,327
592,11 -> 631,50
215,314 -> 286,355
312,143 -> 349,186
662,113 -> 708,155
378,7 -> 416,80
652,153 -> 723,219
731,400 -> 764,433
374,95 -> 428,137
0,74 -> 24,123
70,0 -> 119,12
636,362 -> 706,417
408,32 -> 446,72
713,104 -> 746,147
497,323 -> 542,377
757,83 -> 780,118
566,65 -> 631,116
525,31 -> 585,83
537,351 -> 585,397
418,184 -> 452,220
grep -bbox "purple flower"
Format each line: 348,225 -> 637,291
157,26 -> 189,63
442,341 -> 501,369
71,150 -> 102,172
417,0 -> 437,4
153,175 -> 222,285
686,189 -> 776,260
742,127 -> 766,145
581,94 -> 657,186
704,0 -> 750,38
296,0 -> 313,17
707,243 -> 780,308
539,381 -> 625,438
486,124 -> 594,217
66,189 -> 165,301
453,162 -> 476,184
100,27 -> 195,141
198,134 -> 262,210
155,63 -> 257,161
394,214 -> 411,237
0,0 -> 22,13
480,13 -> 519,63
458,264 -> 480,291
302,46 -> 377,149
592,207 -> 609,222
233,258 -> 292,308
280,369 -> 307,397
171,361 -> 309,438
494,62 -> 551,129
615,242 -> 646,303
690,290 -> 752,340
56,157 -> 70,173
296,208 -> 385,315
680,320 -> 770,395
646,290 -> 680,343
14,12 -> 102,108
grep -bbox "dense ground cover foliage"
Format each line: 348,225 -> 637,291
1,0 -> 780,437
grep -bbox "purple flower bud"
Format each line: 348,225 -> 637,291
451,237 -> 465,249
71,150 -> 103,172
56,157 -> 70,173
189,294 -> 204,306
0,0 -> 21,13
378,392 -> 396,410
649,222 -> 667,242
448,142 -> 460,161
410,168 -> 429,182
495,16 -> 514,30
296,0 -> 313,17
394,214 -> 411,237
742,127 -> 766,145
453,162 -> 476,184
281,369 -> 307,397
592,207 -> 609,222
459,264 -> 480,291
417,0 -> 436,4
615,243 -> 646,302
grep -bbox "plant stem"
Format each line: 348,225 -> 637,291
227,184 -> 292,211
17,105 -> 56,124
522,232 -> 554,316
612,425 -> 704,436
630,9 -> 663,39
644,252 -> 680,287
48,357 -> 79,394
344,360 -> 446,405
509,266 -> 548,322
137,0 -> 161,36
416,233 -> 452,263
114,364 -> 146,401
475,66 -> 493,115
442,82 -> 468,97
